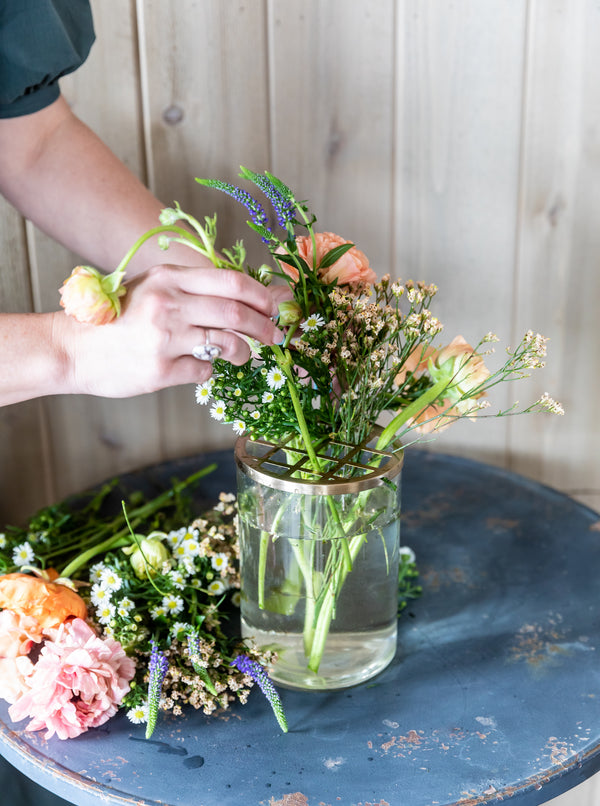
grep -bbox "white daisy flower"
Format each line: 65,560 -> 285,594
89,562 -> 108,583
117,597 -> 136,617
232,419 -> 246,435
233,387 -> 242,397
96,603 -> 116,625
179,557 -> 197,576
399,546 -> 416,564
169,570 -> 186,590
100,567 -> 123,592
12,542 -> 34,567
180,528 -> 199,543
207,579 -> 227,596
195,382 -> 213,405
211,553 -> 230,573
266,367 -> 286,390
166,528 -> 185,548
300,313 -> 326,331
171,543 -> 188,561
231,591 -> 242,608
181,538 -> 201,558
0,533 -> 6,549
262,391 -> 274,404
170,621 -> 192,639
210,400 -> 227,421
151,605 -> 167,619
190,578 -> 202,589
127,704 -> 149,724
250,410 -> 260,420
162,594 -> 184,615
91,583 -> 111,606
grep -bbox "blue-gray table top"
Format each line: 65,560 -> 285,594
1,449 -> 599,806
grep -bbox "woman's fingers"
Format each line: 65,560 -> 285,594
127,265 -> 284,348
187,326 -> 252,366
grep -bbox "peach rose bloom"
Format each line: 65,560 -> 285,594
0,573 -> 87,629
0,656 -> 35,704
281,232 -> 377,288
0,610 -> 43,657
429,336 -> 490,398
395,336 -> 490,433
59,266 -> 125,325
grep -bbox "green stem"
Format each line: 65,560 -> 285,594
113,224 -> 203,278
376,377 -> 450,451
59,464 -> 216,578
307,530 -> 367,672
258,530 -> 269,609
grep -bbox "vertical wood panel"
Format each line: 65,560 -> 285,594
1,0 -> 599,526
0,199 -> 52,524
137,0 -> 271,461
393,0 -> 529,464
509,0 -> 600,504
268,0 -> 396,273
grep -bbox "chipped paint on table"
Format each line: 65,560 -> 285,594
1,449 -> 599,806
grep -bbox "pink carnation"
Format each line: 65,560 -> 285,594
0,609 -> 43,658
0,656 -> 35,704
8,618 -> 136,740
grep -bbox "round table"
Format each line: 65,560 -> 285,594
1,449 -> 599,806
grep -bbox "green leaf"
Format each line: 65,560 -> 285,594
317,242 -> 354,270
245,220 -> 275,242
273,252 -> 311,276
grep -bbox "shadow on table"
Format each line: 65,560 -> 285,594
0,755 -> 69,806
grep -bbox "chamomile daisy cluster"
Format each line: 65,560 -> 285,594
72,492 -> 269,726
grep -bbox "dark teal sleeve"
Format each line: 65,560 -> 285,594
0,0 -> 95,118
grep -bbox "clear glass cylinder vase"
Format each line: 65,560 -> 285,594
234,433 -> 402,691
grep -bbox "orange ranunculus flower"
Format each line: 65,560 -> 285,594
280,232 -> 377,289
0,573 -> 87,629
59,265 -> 126,325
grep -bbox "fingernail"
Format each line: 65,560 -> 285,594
273,329 -> 286,345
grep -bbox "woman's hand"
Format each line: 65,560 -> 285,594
54,264 -> 285,398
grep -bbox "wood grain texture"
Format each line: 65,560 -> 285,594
0,0 -> 598,529
508,0 -> 600,505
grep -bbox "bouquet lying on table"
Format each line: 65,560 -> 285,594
0,467 -> 423,740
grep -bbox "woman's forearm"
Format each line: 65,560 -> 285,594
0,313 -> 71,405
0,96 -> 208,276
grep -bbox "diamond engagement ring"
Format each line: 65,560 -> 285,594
192,334 -> 222,362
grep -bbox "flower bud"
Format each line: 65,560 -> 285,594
277,300 -> 302,327
123,536 -> 171,579
159,207 -> 182,226
59,266 -> 126,325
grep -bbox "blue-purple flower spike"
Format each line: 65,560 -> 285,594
231,654 -> 288,733
240,168 -> 296,229
146,640 -> 169,738
195,178 -> 272,240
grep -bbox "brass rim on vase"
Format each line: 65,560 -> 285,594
234,426 -> 403,496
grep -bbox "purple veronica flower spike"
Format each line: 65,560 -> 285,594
146,640 -> 169,738
195,178 -> 272,240
239,168 -> 296,229
231,654 -> 288,733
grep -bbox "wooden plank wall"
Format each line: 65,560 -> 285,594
0,1 -> 598,802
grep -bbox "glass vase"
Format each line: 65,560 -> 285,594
234,432 -> 402,690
